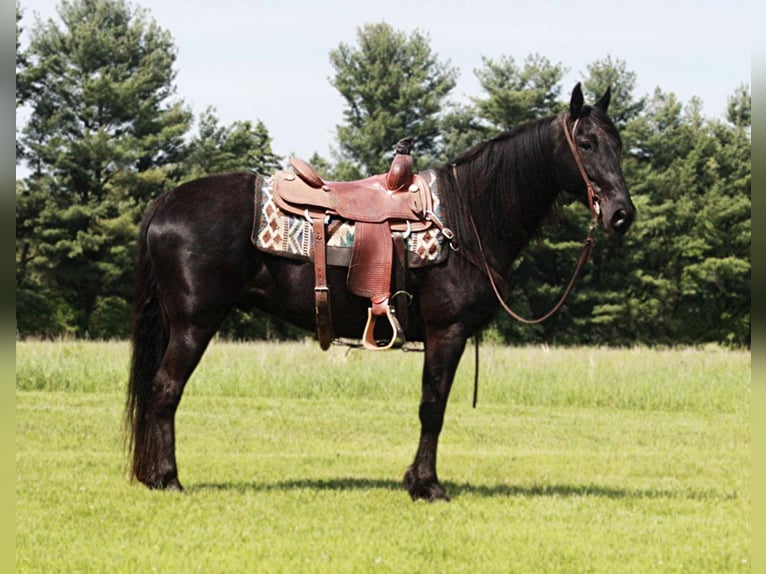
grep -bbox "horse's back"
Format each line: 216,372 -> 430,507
149,172 -> 256,234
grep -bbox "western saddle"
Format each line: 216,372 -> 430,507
271,139 -> 436,351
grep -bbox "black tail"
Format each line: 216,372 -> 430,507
124,198 -> 169,483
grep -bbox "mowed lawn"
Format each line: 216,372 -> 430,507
16,341 -> 750,573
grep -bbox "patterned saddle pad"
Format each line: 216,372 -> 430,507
251,169 -> 449,268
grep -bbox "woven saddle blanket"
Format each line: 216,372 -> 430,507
251,169 -> 449,268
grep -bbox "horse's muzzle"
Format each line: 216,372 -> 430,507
601,196 -> 635,234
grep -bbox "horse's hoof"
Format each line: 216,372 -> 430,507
162,478 -> 184,492
403,468 -> 450,502
141,474 -> 184,492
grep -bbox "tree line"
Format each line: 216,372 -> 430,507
15,0 -> 751,347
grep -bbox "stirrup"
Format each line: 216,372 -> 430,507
362,306 -> 405,351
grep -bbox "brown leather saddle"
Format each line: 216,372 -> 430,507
271,141 -> 435,351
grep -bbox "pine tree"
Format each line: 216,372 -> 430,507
183,107 -> 282,180
16,0 -> 191,336
582,56 -> 645,128
473,53 -> 566,130
329,22 -> 457,177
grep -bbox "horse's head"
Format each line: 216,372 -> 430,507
557,83 -> 635,234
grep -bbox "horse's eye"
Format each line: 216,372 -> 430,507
578,140 -> 593,151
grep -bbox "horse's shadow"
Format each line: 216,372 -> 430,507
187,477 -> 732,501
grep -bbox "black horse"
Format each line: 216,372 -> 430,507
126,84 -> 635,501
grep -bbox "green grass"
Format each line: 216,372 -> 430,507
16,341 -> 750,572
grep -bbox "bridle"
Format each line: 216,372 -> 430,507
455,111 -> 602,325
562,114 -> 602,226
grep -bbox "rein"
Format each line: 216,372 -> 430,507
452,112 -> 601,325
338,114 -> 602,409
455,113 -> 601,408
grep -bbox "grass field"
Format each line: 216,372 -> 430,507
16,340 -> 750,572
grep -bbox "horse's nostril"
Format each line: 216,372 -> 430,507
612,209 -> 628,229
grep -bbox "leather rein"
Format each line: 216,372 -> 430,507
453,112 -> 601,325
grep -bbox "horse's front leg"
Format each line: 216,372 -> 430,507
404,327 -> 467,501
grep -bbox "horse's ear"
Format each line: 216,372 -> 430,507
595,86 -> 612,113
570,83 -> 584,118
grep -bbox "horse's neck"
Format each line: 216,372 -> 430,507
474,127 -> 561,274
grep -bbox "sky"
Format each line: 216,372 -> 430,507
16,0 -> 755,164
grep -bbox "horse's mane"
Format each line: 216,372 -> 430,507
436,114 -> 563,262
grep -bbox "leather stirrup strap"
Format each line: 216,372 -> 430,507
392,234 -> 409,333
312,218 -> 333,350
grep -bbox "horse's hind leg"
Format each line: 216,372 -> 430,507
140,321 -> 221,490
404,327 -> 467,501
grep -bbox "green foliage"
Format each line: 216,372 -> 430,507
581,56 -> 645,127
20,0 -> 191,197
611,88 -> 751,346
330,22 -> 457,175
16,2 -> 28,161
17,0 -> 191,334
15,287 -> 77,338
182,107 -> 282,179
727,84 -> 751,128
15,0 -> 283,340
441,53 -> 566,162
438,101 -> 491,162
216,309 -> 306,342
474,53 -> 567,129
87,296 -> 131,339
